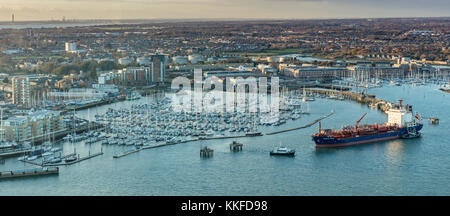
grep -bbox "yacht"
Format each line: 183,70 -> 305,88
127,91 -> 142,101
65,155 -> 77,163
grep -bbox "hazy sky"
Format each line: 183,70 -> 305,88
0,0 -> 449,21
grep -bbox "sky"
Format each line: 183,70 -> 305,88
0,0 -> 449,21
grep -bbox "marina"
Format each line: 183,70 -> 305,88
0,11 -> 449,199
0,83 -> 448,195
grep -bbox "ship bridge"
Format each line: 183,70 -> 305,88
386,107 -> 413,127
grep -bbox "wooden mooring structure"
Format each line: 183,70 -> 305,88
200,146 -> 214,158
230,141 -> 243,152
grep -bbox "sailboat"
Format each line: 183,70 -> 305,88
245,112 -> 262,137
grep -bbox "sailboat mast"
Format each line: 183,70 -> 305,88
0,108 -> 3,142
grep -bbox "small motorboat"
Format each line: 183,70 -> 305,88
26,155 -> 39,161
65,155 -> 77,163
270,146 -> 295,156
42,151 -> 53,157
51,147 -> 62,152
49,157 -> 62,164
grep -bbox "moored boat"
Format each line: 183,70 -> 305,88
312,100 -> 423,148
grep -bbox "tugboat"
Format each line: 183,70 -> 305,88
401,127 -> 421,139
270,146 -> 295,156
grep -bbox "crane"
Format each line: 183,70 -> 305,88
355,113 -> 367,129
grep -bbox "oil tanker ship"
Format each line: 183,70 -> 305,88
312,100 -> 423,148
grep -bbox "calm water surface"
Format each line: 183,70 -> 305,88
0,84 -> 449,195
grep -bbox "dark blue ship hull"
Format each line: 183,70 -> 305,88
313,124 -> 423,148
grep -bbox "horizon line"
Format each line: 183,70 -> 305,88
1,16 -> 450,24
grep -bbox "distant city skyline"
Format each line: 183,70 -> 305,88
0,0 -> 449,21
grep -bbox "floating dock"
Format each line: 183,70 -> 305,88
113,148 -> 141,159
0,148 -> 32,158
198,135 -> 248,140
0,167 -> 59,179
47,152 -> 103,166
20,152 -> 103,166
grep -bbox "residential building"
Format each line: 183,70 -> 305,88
1,110 -> 64,142
150,53 -> 167,83
12,76 -> 31,107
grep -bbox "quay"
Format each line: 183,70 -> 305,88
303,88 -> 392,112
0,167 -> 59,179
284,83 -> 352,91
60,97 -> 125,114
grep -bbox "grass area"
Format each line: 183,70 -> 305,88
224,48 -> 301,57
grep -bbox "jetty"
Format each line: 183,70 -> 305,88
20,152 -> 103,166
198,135 -> 248,140
0,167 -> 59,179
113,148 -> 141,159
47,152 -> 103,166
0,147 -> 32,158
266,110 -> 334,135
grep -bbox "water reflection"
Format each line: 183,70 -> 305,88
385,140 -> 404,165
